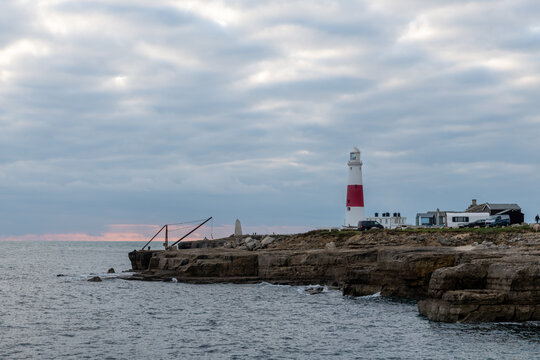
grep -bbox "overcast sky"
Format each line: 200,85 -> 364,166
1,0 -> 540,241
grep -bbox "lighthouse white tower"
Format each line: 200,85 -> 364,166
345,147 -> 365,228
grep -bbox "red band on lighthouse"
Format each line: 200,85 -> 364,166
346,185 -> 364,207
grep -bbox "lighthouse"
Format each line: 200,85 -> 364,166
345,147 -> 365,228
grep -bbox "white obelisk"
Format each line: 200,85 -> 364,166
234,219 -> 242,236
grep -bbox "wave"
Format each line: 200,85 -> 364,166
257,282 -> 292,288
359,292 -> 381,298
298,285 -> 329,294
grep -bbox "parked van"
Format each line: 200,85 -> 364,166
485,215 -> 510,227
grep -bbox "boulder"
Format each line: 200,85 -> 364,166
325,241 -> 336,250
261,236 -> 275,248
107,268 -> 115,273
245,238 -> 259,251
88,276 -> 102,282
305,286 -> 324,295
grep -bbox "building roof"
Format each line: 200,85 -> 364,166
485,203 -> 521,210
466,204 -> 484,212
466,202 -> 521,212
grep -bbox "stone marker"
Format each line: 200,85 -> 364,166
234,219 -> 242,237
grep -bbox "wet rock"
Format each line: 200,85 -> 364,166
107,268 -> 115,273
305,286 -> 324,295
427,263 -> 488,298
88,276 -> 102,282
127,229 -> 540,323
419,262 -> 540,323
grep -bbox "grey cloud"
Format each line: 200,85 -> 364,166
1,0 -> 540,236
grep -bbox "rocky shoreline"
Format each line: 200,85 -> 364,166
128,227 -> 540,323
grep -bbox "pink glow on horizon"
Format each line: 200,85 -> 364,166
0,223 -> 311,242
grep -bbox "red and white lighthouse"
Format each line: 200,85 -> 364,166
345,147 -> 365,227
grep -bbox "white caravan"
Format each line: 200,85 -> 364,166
445,212 -> 490,228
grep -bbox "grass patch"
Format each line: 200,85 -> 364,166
396,225 -> 532,234
302,226 -> 533,238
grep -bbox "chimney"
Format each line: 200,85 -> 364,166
472,199 -> 477,206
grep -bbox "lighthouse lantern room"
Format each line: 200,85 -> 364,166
345,147 -> 365,228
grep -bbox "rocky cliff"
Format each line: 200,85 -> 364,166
128,227 -> 540,323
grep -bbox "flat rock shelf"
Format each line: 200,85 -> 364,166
128,228 -> 540,323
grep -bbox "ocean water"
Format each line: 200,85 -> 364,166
1,241 -> 539,359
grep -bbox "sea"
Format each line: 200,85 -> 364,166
1,241 -> 539,359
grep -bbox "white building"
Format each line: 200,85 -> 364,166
366,212 -> 407,229
344,147 -> 365,228
445,212 -> 490,228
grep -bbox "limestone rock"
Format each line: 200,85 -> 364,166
305,286 -> 324,295
261,236 -> 275,248
245,237 -> 258,251
428,263 -> 488,298
419,261 -> 540,322
127,228 -> 540,323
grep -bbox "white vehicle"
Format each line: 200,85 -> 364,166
445,212 -> 490,228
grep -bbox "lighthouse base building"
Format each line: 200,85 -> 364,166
344,147 -> 365,228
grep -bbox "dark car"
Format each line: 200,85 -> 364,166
358,220 -> 384,231
460,219 -> 487,228
486,215 -> 511,227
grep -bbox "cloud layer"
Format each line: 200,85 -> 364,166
1,0 -> 540,239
